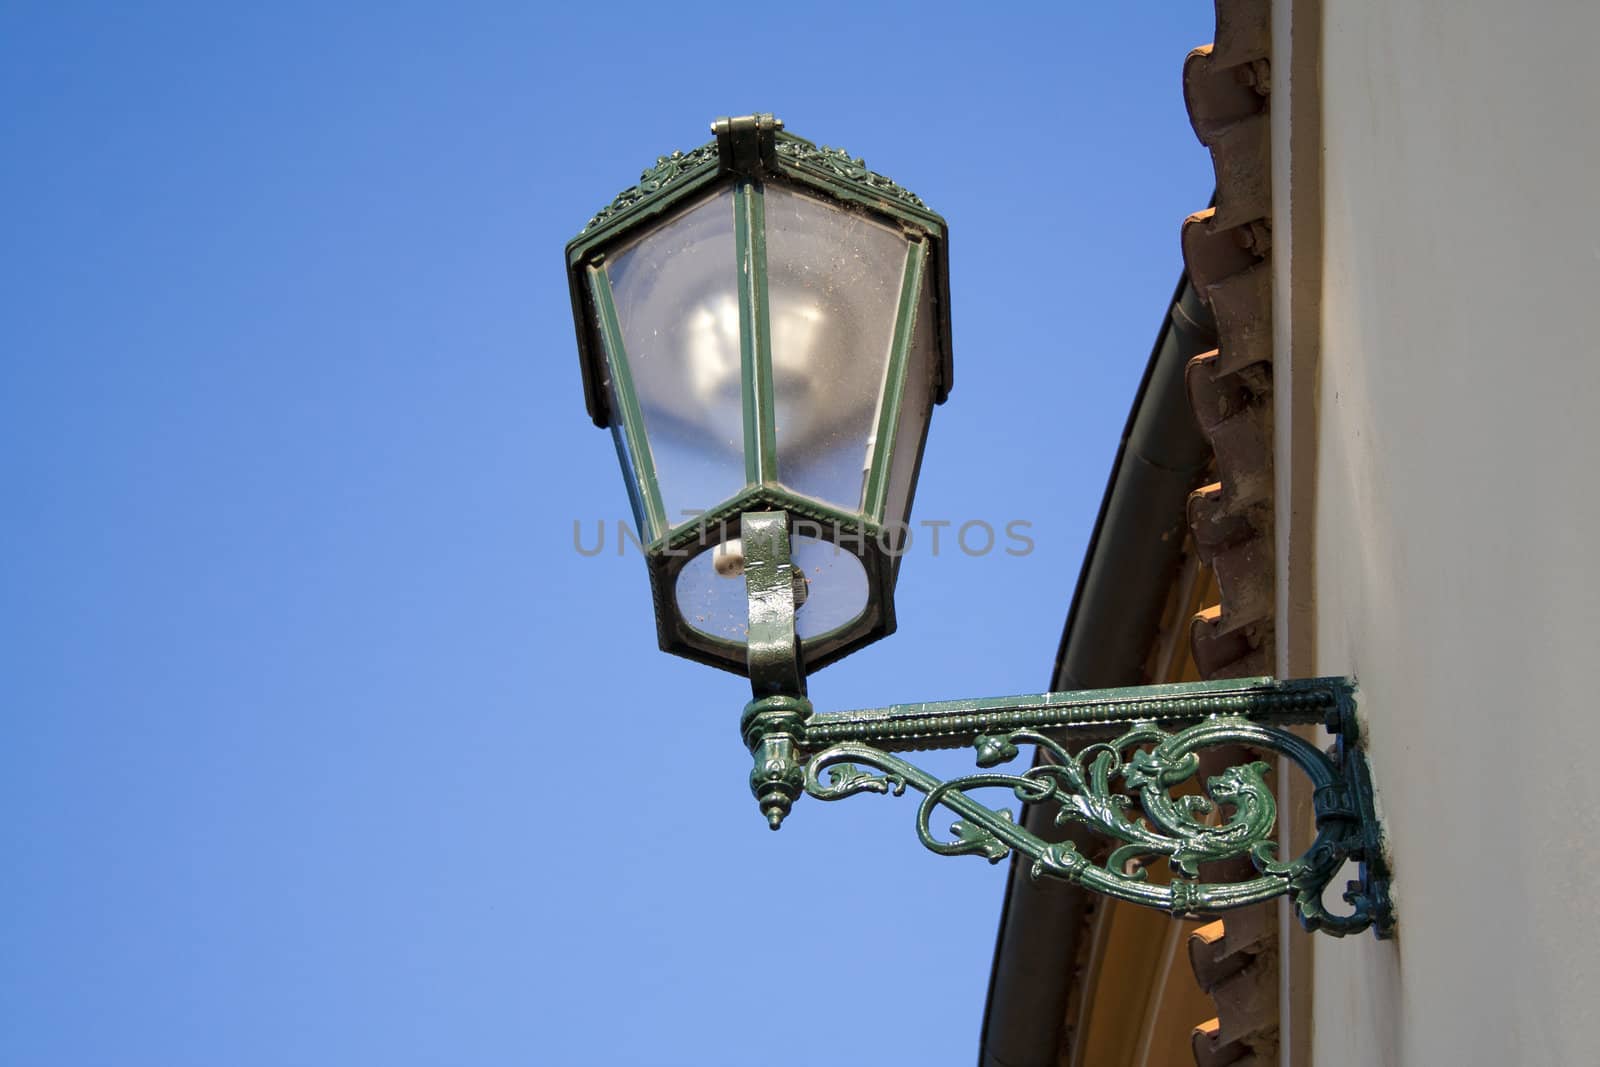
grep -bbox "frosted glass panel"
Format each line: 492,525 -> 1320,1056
606,188 -> 744,530
764,184 -> 908,511
675,541 -> 750,645
881,262 -> 937,563
675,534 -> 870,645
789,535 -> 869,639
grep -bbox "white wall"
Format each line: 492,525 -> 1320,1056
1309,3 -> 1600,1064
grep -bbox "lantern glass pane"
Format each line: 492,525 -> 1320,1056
606,187 -> 744,530
789,535 -> 870,638
674,533 -> 870,645
607,420 -> 647,537
764,183 -> 908,511
880,265 -> 938,555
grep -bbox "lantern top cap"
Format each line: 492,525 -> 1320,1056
564,114 -> 953,428
573,114 -> 940,240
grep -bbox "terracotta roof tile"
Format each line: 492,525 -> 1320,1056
1182,0 -> 1284,1062
1183,0 -> 1276,687
1188,909 -> 1279,1064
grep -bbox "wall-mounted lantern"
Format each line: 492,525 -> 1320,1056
563,116 -> 1393,939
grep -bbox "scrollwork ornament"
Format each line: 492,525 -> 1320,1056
772,140 -> 928,209
583,142 -> 720,233
800,715 -> 1386,935
580,133 -> 931,239
821,762 -> 906,799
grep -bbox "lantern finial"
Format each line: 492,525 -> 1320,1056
711,113 -> 784,176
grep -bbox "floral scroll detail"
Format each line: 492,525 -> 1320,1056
772,140 -> 928,209
583,142 -> 719,233
802,716 -> 1385,936
822,762 -> 906,799
581,136 -> 929,235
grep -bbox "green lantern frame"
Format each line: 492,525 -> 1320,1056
564,114 -> 954,675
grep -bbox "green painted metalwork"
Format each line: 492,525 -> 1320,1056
583,143 -> 721,235
735,514 -> 1395,939
771,138 -> 928,210
741,511 -> 805,699
740,511 -> 809,829
803,676 -> 1338,751
579,123 -> 930,241
801,705 -> 1391,937
735,181 -> 778,484
743,693 -> 810,832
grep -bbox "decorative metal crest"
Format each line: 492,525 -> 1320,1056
582,131 -> 929,235
772,139 -> 928,209
583,142 -> 719,233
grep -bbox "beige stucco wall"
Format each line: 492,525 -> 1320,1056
1305,2 -> 1600,1064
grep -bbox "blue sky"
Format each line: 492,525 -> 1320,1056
1,5 -> 1215,1064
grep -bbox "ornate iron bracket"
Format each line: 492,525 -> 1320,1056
736,512 -> 1394,939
